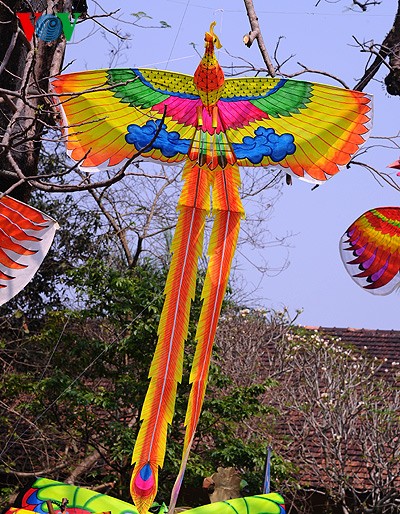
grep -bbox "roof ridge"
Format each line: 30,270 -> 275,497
303,325 -> 400,335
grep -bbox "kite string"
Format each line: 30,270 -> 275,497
141,54 -> 195,68
214,8 -> 224,55
0,315 -> 72,461
0,289 -> 165,461
0,217 -> 110,461
0,210 -> 164,460
165,0 -> 396,17
166,0 -> 191,69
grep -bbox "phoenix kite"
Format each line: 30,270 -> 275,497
49,22 -> 372,513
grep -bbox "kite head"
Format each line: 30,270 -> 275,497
204,22 -> 222,51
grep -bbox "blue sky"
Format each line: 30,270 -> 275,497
65,0 -> 400,329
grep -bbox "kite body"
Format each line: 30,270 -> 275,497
0,195 -> 58,305
51,22 -> 372,513
5,477 -> 285,514
340,207 -> 400,294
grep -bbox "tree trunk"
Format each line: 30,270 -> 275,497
355,0 -> 400,94
384,0 -> 400,95
0,0 -> 70,201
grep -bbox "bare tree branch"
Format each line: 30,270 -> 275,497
242,0 -> 275,77
65,449 -> 101,484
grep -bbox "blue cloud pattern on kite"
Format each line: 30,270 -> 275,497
232,127 -> 296,164
126,120 -> 191,158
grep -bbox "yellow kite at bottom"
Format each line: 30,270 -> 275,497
51,22 -> 372,513
4,477 -> 286,514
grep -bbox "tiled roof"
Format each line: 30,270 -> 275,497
264,326 -> 400,492
216,317 -> 399,497
304,326 -> 400,377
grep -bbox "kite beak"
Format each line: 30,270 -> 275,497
388,159 -> 400,175
204,21 -> 222,49
388,159 -> 400,169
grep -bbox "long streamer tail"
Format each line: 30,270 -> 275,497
130,162 -> 211,514
169,165 -> 244,511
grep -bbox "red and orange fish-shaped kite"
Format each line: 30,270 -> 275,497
51,22 -> 372,513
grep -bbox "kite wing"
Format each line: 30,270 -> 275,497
51,68 -> 200,171
0,196 -> 57,305
221,77 -> 372,183
185,494 -> 285,514
340,207 -> 400,294
52,71 -> 371,184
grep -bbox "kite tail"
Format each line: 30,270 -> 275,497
169,165 -> 244,511
130,162 -> 211,514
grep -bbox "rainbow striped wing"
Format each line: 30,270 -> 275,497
221,77 -> 372,183
340,207 -> 400,294
51,68 -> 200,171
0,196 -> 57,305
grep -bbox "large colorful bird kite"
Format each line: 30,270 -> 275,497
0,195 -> 57,305
340,207 -> 400,294
51,22 -> 372,514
